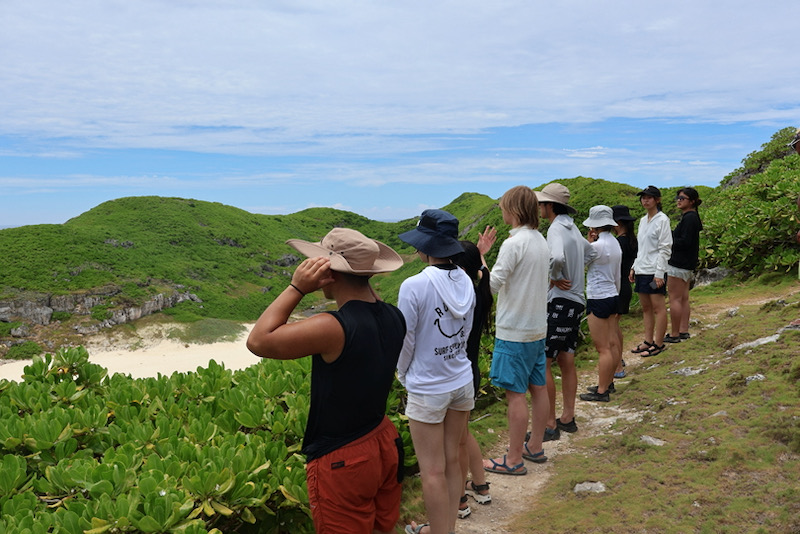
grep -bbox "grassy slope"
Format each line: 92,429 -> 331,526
502,274 -> 800,534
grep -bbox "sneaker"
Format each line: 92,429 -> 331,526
579,390 -> 610,402
614,369 -> 627,379
556,417 -> 578,433
680,332 -> 691,340
458,495 -> 471,519
543,426 -> 560,441
587,382 -> 615,394
465,481 -> 492,504
663,334 -> 682,343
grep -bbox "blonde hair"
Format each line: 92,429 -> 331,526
499,186 -> 539,229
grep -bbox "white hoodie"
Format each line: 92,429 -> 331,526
397,265 -> 476,395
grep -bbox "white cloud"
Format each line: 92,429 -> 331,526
2,1 -> 799,152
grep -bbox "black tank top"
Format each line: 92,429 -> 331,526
301,299 -> 406,460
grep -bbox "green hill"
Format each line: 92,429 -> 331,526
2,127 -> 799,357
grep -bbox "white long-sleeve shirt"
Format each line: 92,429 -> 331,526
397,265 -> 475,395
632,211 -> 673,279
546,215 -> 596,305
488,225 -> 549,343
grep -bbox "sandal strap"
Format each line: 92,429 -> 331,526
469,480 -> 490,492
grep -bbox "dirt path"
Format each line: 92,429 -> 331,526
452,284 -> 800,533
454,352 -> 647,534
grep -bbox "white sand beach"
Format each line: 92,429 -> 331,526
0,324 -> 260,382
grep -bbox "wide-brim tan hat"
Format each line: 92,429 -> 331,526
286,228 -> 403,275
534,182 -> 577,214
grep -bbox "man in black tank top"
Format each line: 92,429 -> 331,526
247,228 -> 406,534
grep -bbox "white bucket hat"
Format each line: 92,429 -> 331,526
582,205 -> 616,228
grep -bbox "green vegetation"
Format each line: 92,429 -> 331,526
510,276 -> 800,534
5,342 -> 43,360
702,154 -> 800,273
2,127 -> 798,344
1,128 -> 799,531
0,348 -> 314,533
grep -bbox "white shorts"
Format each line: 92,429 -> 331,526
667,265 -> 692,282
405,382 -> 475,424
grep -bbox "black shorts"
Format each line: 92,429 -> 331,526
587,296 -> 619,319
634,274 -> 667,295
545,298 -> 584,359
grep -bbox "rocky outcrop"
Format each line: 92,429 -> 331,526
0,289 -> 201,329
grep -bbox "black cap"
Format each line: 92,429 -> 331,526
637,185 -> 662,198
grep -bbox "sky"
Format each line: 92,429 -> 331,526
2,1 -> 799,228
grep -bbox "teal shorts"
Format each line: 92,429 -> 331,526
489,338 -> 546,393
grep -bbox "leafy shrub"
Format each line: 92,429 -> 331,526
50,311 -> 71,322
6,341 -> 42,360
701,155 -> 800,273
0,322 -> 21,337
90,304 -> 112,322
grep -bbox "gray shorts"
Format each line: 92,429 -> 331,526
405,382 -> 475,424
667,265 -> 692,282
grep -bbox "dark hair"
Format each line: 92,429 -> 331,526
552,203 -> 570,216
677,187 -> 702,210
456,240 -> 492,333
617,219 -> 638,255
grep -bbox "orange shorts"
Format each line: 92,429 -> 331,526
306,416 -> 403,534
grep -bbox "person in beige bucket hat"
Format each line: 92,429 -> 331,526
535,182 -> 595,440
247,227 -> 407,533
534,182 -> 577,214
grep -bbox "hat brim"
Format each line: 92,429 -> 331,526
613,215 -> 636,222
286,238 -> 403,275
583,216 -> 618,228
534,191 -> 577,214
398,228 -> 464,258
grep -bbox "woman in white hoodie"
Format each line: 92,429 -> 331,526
397,209 -> 476,534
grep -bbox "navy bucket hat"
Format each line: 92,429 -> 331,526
398,209 -> 464,258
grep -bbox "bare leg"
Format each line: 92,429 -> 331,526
484,390 -> 528,467
680,280 -> 692,333
528,383 -> 548,453
556,351 -> 576,423
651,293 -> 668,346
545,358 -> 557,429
465,429 -> 487,487
442,410 -> 469,532
410,413 -> 466,534
639,293 -> 655,344
611,314 -> 624,375
667,276 -> 688,337
588,314 -> 614,392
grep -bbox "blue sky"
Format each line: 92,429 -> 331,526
2,1 -> 799,228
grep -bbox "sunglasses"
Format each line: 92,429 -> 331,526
676,196 -> 689,201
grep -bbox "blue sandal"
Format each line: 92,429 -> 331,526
484,455 -> 527,475
522,443 -> 547,463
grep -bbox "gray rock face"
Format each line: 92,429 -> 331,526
694,267 -> 732,287
0,290 -> 201,330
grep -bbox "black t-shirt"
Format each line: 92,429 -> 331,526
301,299 -> 406,461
